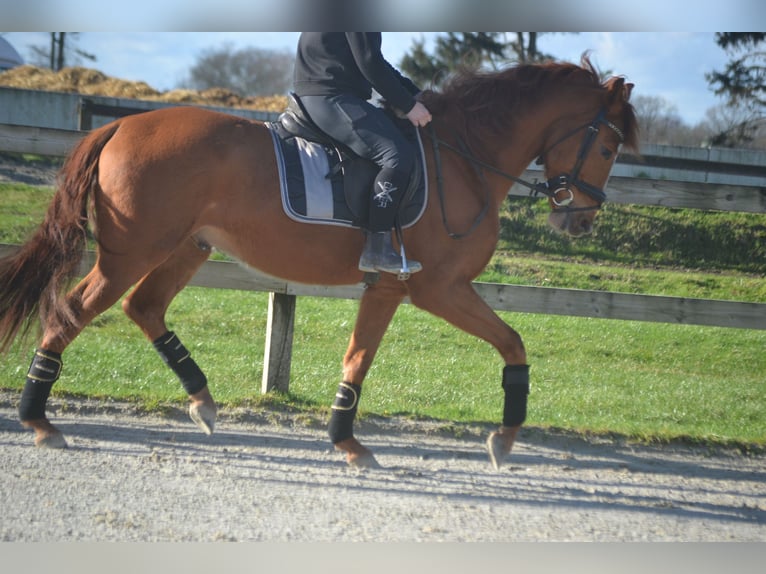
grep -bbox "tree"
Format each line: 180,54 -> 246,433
398,38 -> 442,88
705,33 -> 765,147
706,34 -> 765,126
399,32 -> 557,88
183,44 -> 293,96
631,94 -> 684,144
399,33 -> 505,87
505,32 -> 553,64
702,101 -> 765,148
29,33 -> 96,71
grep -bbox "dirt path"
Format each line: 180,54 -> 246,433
0,391 -> 763,542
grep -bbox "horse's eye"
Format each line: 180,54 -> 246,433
600,145 -> 613,160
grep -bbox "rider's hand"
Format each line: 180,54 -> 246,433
406,101 -> 432,127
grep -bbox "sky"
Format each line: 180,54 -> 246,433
0,31 -> 736,127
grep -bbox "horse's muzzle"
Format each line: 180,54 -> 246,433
548,211 -> 595,237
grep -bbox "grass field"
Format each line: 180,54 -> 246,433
1,181 -> 764,449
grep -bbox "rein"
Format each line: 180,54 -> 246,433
425,109 -> 625,238
428,126 -> 492,239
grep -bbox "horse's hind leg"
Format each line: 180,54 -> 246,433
121,237 -> 216,434
22,256 -> 159,447
332,281 -> 405,468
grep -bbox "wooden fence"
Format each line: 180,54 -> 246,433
1,120 -> 765,393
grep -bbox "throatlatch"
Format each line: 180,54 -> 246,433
19,349 -> 62,421
502,364 -> 530,427
153,331 -> 208,395
328,381 -> 361,444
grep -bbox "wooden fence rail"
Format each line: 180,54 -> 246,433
1,244 -> 762,331
1,245 -> 764,392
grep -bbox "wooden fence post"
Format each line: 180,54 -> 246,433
261,292 -> 297,394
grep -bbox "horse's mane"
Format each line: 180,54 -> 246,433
420,55 -> 639,154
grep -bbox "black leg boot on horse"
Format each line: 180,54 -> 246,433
19,349 -> 67,448
486,364 -> 530,470
358,168 -> 422,277
328,381 -> 380,469
152,331 -> 216,434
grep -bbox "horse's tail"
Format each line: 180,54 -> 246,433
0,122 -> 120,353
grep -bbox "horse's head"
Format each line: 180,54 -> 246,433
540,75 -> 637,237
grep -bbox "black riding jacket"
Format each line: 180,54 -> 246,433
293,32 -> 421,114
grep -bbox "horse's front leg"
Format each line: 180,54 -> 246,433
332,281 -> 405,468
408,279 -> 528,470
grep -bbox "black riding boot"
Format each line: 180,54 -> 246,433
358,167 -> 422,276
358,231 -> 422,275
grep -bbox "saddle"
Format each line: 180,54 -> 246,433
267,93 -> 427,230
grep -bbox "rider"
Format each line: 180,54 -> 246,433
293,32 -> 432,275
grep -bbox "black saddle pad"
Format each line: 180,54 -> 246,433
266,120 -> 428,230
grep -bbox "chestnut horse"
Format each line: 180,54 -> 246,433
0,56 -> 637,468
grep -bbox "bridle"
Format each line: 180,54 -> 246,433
425,108 -> 625,238
535,108 -> 625,211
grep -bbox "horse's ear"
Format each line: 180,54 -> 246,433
623,82 -> 634,102
605,76 -> 632,105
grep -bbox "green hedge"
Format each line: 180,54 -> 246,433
499,199 -> 766,274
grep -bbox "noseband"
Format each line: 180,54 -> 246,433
427,107 -> 625,239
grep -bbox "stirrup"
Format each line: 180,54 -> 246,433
397,243 -> 412,281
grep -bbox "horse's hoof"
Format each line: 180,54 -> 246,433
348,451 -> 382,469
189,402 -> 216,435
35,432 -> 68,449
486,432 -> 506,470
